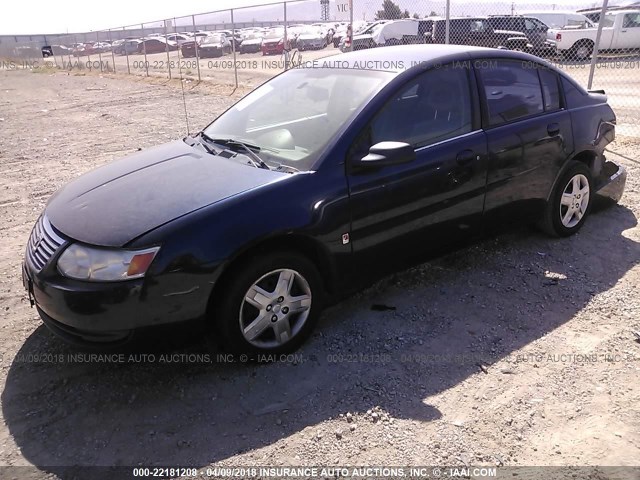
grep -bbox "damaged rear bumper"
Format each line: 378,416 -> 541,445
594,160 -> 626,203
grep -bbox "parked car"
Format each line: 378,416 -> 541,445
140,38 -> 178,54
218,30 -> 243,49
343,19 -> 433,51
182,34 -> 231,58
22,45 -> 625,353
551,10 -> 640,60
261,30 -> 286,55
521,11 -> 596,29
165,34 -> 192,45
72,43 -> 94,57
487,16 -> 555,54
91,42 -> 112,54
120,40 -> 142,55
429,17 -> 531,50
295,28 -> 327,50
41,45 -> 73,57
333,20 -> 369,47
239,33 -> 263,54
111,40 -> 126,55
339,20 -> 389,50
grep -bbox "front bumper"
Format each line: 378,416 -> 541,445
595,160 -> 626,203
22,249 -> 213,345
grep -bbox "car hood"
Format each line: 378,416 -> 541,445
243,38 -> 263,45
46,140 -> 286,247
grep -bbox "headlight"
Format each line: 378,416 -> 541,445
57,244 -> 160,282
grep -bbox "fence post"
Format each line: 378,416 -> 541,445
107,29 -> 116,73
173,17 -> 185,80
284,2 -> 289,70
123,28 -> 131,74
445,0 -> 451,44
97,31 -> 104,72
349,0 -> 354,51
192,15 -> 201,82
164,20 -> 172,80
231,9 -> 238,88
67,37 -> 72,70
142,24 -> 149,76
86,33 -> 92,71
587,0 -> 609,90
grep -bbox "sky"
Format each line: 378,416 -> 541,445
0,0 -> 618,35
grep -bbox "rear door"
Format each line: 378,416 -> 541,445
475,59 -> 573,223
347,63 -> 488,271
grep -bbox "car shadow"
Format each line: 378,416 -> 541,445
2,200 -> 639,478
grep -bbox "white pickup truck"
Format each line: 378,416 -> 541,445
551,9 -> 640,60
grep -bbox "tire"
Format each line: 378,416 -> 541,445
539,161 -> 593,237
571,40 -> 594,61
213,252 -> 324,355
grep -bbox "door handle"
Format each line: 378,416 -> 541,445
456,149 -> 476,166
547,123 -> 560,136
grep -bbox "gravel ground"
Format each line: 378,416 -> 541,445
0,70 -> 639,479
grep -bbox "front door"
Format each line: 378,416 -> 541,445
346,63 -> 488,273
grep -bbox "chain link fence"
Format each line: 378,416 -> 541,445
1,0 -> 639,135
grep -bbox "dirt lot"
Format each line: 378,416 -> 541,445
0,69 -> 639,479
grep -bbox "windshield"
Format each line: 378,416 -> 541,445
203,68 -> 393,171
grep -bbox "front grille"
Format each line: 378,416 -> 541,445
26,216 -> 66,272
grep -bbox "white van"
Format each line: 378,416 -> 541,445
520,11 -> 596,29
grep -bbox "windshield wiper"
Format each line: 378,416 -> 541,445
193,132 -> 218,155
209,138 -> 271,171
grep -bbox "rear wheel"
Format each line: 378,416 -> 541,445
571,40 -> 594,61
213,252 -> 323,355
539,161 -> 593,237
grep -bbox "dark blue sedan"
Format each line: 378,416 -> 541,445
23,45 -> 626,353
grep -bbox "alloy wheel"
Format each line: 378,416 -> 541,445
239,268 -> 312,348
560,174 -> 590,228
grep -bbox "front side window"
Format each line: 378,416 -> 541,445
369,65 -> 473,148
470,20 -> 487,33
623,13 -> 640,28
476,59 -> 544,126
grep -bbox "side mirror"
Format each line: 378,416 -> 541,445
356,141 -> 416,168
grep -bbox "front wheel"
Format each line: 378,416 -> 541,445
213,252 -> 324,355
539,162 -> 593,237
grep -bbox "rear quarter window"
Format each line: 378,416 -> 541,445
560,75 -> 587,109
538,68 -> 561,111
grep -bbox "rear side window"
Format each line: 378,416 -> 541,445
476,59 -> 543,126
538,68 -> 561,111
